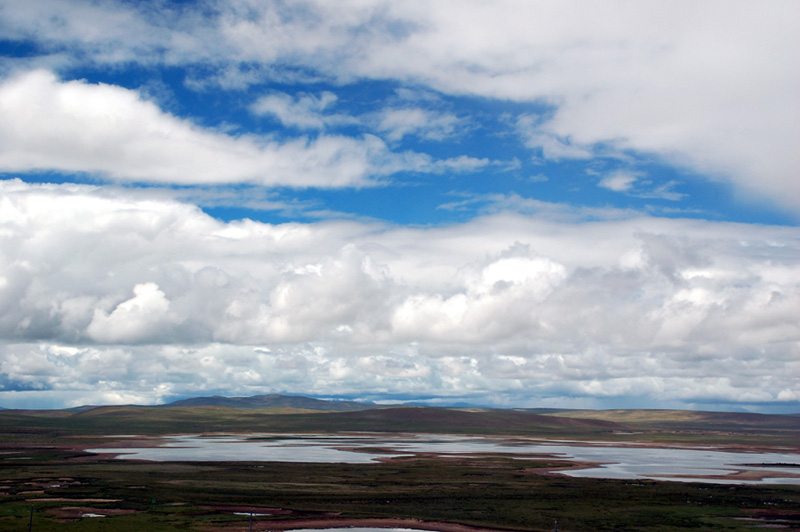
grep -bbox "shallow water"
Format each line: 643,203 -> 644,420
88,434 -> 800,485
91,434 -> 403,464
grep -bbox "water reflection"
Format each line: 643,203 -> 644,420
87,434 -> 800,485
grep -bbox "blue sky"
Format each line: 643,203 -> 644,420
0,0 -> 798,412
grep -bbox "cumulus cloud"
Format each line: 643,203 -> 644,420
87,283 -> 176,343
391,247 -> 568,343
1,180 -> 798,409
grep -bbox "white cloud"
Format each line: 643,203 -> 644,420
87,283 -> 176,343
516,115 -> 593,161
598,171 -> 687,202
0,0 -> 212,68
4,1 -> 797,211
376,107 -> 461,142
1,180 -> 798,409
250,92 -> 464,144
4,1 -> 799,413
0,70 -> 482,188
196,0 -> 800,214
391,250 -> 568,343
599,171 -> 638,192
251,91 -> 355,130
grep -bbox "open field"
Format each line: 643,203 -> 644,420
3,403 -> 799,446
1,402 -> 799,531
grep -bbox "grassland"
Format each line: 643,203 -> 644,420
1,403 -> 799,531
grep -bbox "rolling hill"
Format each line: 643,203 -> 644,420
163,393 -> 375,411
1,394 -> 798,447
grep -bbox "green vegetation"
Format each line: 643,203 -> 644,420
0,405 -> 623,438
2,448 -> 799,532
1,402 -> 799,531
3,404 -> 798,445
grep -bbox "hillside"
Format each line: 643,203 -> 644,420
164,393 -> 374,412
0,403 -> 628,439
1,395 -> 798,447
546,408 -> 800,430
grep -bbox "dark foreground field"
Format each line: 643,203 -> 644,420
1,400 -> 799,531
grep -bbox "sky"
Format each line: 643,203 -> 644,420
0,0 -> 799,412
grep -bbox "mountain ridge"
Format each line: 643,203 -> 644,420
162,393 -> 377,412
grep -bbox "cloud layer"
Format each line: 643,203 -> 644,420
1,1 -> 799,411
2,181 -> 798,409
2,0 -> 798,212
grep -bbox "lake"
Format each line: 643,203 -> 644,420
87,433 -> 800,485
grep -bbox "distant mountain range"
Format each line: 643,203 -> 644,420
163,393 -> 377,412
5,394 -> 799,421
